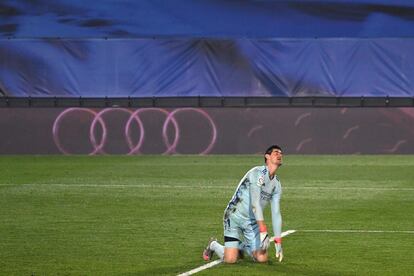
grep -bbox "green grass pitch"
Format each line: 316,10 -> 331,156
0,155 -> 413,275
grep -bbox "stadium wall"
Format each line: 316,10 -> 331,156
0,107 -> 413,154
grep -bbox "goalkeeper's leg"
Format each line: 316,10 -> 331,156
203,238 -> 224,261
203,239 -> 251,263
244,222 -> 268,263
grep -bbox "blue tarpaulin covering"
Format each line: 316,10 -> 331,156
2,0 -> 414,38
1,1 -> 414,97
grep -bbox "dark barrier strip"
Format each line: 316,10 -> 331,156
0,97 -> 413,108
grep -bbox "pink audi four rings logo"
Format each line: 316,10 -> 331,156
53,108 -> 218,155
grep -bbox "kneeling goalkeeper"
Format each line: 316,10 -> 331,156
203,145 -> 284,263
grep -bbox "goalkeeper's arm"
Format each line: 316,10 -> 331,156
249,175 -> 269,250
271,190 -> 283,261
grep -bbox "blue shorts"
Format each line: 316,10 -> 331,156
223,212 -> 260,253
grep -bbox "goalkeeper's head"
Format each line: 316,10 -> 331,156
264,145 -> 283,166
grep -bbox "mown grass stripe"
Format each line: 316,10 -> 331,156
1,183 -> 413,191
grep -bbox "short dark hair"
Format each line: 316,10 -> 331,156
264,145 -> 282,163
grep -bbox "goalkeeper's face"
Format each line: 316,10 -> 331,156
266,149 -> 283,166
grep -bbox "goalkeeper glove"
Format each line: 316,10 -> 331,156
274,237 -> 283,262
259,224 -> 270,251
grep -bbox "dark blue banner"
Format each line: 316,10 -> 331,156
1,38 -> 414,97
2,1 -> 414,98
2,1 -> 414,38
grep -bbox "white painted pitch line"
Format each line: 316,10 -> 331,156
177,230 -> 296,276
272,229 -> 297,239
300,229 -> 414,234
285,187 -> 414,191
1,183 -> 413,191
177,259 -> 222,276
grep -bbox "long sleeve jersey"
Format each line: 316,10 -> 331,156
224,165 -> 282,238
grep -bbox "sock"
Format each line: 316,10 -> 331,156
210,241 -> 224,260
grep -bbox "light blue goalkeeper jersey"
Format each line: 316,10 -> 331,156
224,165 -> 282,238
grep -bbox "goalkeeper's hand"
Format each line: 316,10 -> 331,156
274,237 -> 283,262
259,224 -> 270,251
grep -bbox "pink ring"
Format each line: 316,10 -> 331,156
162,108 -> 217,155
90,108 -> 143,155
126,108 -> 178,155
53,108 -> 104,155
